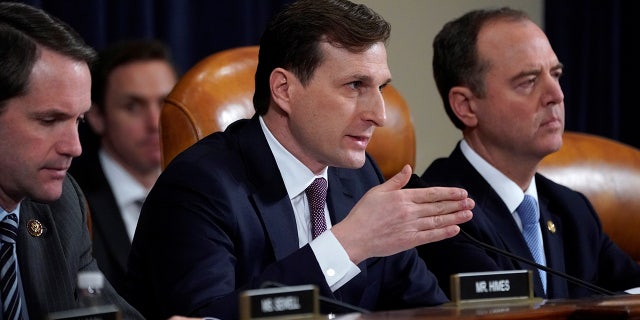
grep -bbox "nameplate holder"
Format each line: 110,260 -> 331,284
449,270 -> 536,306
47,304 -> 120,320
240,284 -> 318,319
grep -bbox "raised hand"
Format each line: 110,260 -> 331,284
332,164 -> 474,264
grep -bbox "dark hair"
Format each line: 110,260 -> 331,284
91,39 -> 176,109
0,2 -> 96,112
432,7 -> 529,129
253,0 -> 391,115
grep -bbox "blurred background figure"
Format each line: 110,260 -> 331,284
69,39 -> 178,296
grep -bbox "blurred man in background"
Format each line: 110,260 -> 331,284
69,39 -> 178,295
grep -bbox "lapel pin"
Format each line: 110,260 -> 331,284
547,220 -> 556,234
26,219 -> 45,237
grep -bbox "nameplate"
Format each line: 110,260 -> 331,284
240,284 -> 318,319
450,270 -> 534,304
47,304 -> 120,320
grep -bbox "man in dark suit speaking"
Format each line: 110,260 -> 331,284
126,0 -> 474,318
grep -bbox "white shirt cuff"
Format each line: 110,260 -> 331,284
309,230 -> 361,291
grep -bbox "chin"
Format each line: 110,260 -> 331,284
33,186 -> 64,203
341,156 -> 367,169
550,134 -> 564,151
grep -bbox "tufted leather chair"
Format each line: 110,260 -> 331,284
538,131 -> 640,262
160,45 -> 415,180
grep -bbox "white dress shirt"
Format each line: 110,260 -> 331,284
99,150 -> 149,241
260,117 -> 360,291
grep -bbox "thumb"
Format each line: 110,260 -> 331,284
378,164 -> 412,192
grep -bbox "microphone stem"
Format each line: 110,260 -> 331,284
459,230 -> 616,296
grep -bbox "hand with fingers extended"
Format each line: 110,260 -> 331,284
331,164 -> 474,264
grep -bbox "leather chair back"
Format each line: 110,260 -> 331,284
538,131 -> 640,262
160,46 -> 415,180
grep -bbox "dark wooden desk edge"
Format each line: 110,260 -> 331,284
349,294 -> 640,320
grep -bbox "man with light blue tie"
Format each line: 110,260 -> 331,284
416,7 -> 640,299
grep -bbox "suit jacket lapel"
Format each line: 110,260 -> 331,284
17,200 -> 77,314
449,148 -> 536,263
74,155 -> 131,273
239,117 -> 299,260
251,194 -> 300,260
536,177 -> 568,297
448,147 -> 548,294
480,197 -> 536,262
88,188 -> 131,272
326,167 -> 356,224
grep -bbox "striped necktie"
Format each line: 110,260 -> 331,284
0,213 -> 23,320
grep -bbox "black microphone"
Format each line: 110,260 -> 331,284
260,281 -> 371,314
403,173 -> 616,297
458,229 -> 615,296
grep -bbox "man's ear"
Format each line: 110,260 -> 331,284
269,68 -> 293,115
85,104 -> 106,135
449,86 -> 478,127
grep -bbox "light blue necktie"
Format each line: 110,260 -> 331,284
517,195 -> 547,293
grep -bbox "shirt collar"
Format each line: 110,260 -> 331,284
259,116 -> 328,200
0,203 -> 21,223
460,139 -> 537,212
99,149 -> 149,207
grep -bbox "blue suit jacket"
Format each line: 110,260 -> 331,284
126,116 -> 447,319
417,144 -> 640,299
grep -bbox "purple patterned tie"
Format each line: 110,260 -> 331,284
305,178 -> 328,239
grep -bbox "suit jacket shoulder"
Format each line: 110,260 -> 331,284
18,174 -> 142,319
418,144 -> 640,299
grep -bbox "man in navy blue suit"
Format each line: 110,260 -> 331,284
417,7 -> 640,299
126,0 -> 474,318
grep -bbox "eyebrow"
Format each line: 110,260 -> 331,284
509,62 -> 564,82
119,92 -> 169,103
349,73 -> 392,87
509,68 -> 540,83
31,109 -> 76,119
551,62 -> 564,72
